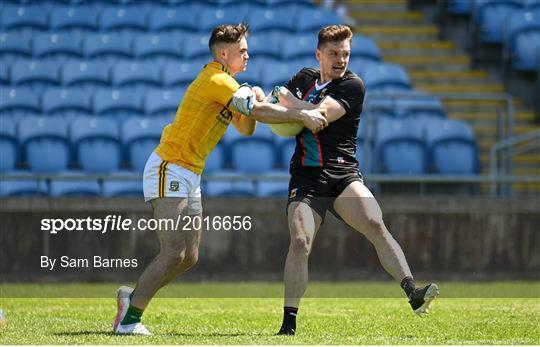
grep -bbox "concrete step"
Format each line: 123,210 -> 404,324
348,0 -> 408,12
511,182 -> 540,193
350,11 -> 423,25
449,111 -> 536,123
414,83 -> 505,93
379,40 -> 456,56
409,70 -> 490,84
474,124 -> 535,134
443,98 -> 523,109
384,54 -> 470,70
355,25 -> 438,40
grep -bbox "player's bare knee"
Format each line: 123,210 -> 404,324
364,216 -> 387,239
289,235 -> 311,257
183,248 -> 199,268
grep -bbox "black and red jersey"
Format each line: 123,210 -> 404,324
284,68 -> 365,171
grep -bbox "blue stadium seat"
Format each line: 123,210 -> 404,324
148,5 -> 198,32
102,175 -> 142,197
49,6 -> 99,32
504,10 -> 540,71
256,170 -> 289,197
221,124 -> 243,145
473,0 -> 523,43
363,97 -> 397,118
61,60 -> 110,89
0,62 -> 9,86
42,88 -> 92,118
32,33 -> 83,63
205,142 -> 226,173
122,116 -> 168,171
281,34 -> 318,60
204,175 -> 257,197
261,61 -> 298,90
0,32 -> 32,65
162,60 -> 205,88
182,32 -> 212,60
295,7 -> 342,32
0,175 -> 48,197
198,5 -> 247,32
144,89 -> 180,117
18,116 -> 70,172
247,32 -> 281,59
246,7 -> 296,33
83,33 -> 132,62
348,58 -> 381,80
0,5 -> 48,32
99,6 -> 147,32
351,35 -> 381,62
395,94 -> 446,120
93,88 -> 144,122
288,57 -> 319,73
229,137 -> 276,173
0,88 -> 40,119
278,138 -> 296,168
524,0 -> 540,10
49,173 -> 101,197
447,0 -> 473,14
236,59 -> 264,87
71,116 -> 121,172
376,118 -> 426,174
0,118 -> 18,172
133,33 -> 183,62
361,63 -> 412,93
111,61 -> 161,89
425,119 -> 480,174
11,60 -> 61,93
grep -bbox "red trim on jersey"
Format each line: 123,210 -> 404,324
303,82 -> 316,101
314,133 -> 323,166
299,82 -> 316,167
299,137 -> 306,166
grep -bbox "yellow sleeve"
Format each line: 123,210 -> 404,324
206,73 -> 241,106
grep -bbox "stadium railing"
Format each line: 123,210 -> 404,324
489,129 -> 540,195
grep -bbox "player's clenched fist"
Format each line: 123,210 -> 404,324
300,108 -> 328,133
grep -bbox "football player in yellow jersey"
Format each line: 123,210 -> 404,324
113,23 -> 328,335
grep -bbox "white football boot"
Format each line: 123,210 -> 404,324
113,286 -> 153,336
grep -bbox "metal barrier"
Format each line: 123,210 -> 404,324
489,129 -> 540,195
3,93 -> 538,197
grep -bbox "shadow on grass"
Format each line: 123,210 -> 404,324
53,331 -> 118,337
54,331 -> 268,338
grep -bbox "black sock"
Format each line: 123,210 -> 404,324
281,306 -> 298,330
401,276 -> 416,298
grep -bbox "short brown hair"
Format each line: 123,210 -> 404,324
208,22 -> 249,52
317,25 -> 353,49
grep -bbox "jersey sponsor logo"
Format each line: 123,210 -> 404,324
217,106 -> 233,125
289,188 -> 297,199
169,181 -> 180,192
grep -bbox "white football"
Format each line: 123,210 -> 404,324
269,122 -> 304,137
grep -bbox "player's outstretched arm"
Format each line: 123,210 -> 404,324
229,87 -> 265,136
277,87 -> 346,124
229,85 -> 328,132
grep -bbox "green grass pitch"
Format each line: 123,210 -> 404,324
1,281 -> 538,345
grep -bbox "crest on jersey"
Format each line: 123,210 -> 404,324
170,181 -> 180,192
295,88 -> 302,99
320,89 -> 327,98
289,188 -> 297,198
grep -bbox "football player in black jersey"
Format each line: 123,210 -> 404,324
273,25 -> 439,336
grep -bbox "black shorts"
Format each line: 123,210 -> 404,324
287,166 -> 363,222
